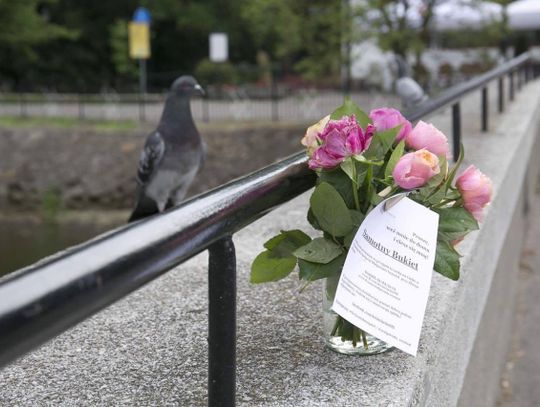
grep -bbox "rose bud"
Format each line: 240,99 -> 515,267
301,115 -> 330,156
369,107 -> 412,142
406,120 -> 450,158
392,149 -> 440,189
456,165 -> 492,222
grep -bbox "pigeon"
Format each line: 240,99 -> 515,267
128,75 -> 205,222
394,55 -> 428,109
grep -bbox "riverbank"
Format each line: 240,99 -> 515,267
0,120 -> 309,211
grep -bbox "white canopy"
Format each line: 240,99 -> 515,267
432,0 -> 502,31
355,0 -> 540,32
508,0 -> 540,30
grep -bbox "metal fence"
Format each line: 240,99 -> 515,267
0,89 -> 400,123
0,52 -> 536,407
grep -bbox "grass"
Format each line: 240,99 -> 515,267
0,115 -> 310,133
0,116 -> 139,131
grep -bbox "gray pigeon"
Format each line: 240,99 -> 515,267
128,76 -> 205,222
394,55 -> 428,109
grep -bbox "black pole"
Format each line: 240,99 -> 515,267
139,59 -> 147,122
203,94 -> 210,123
498,77 -> 504,113
452,102 -> 461,161
271,75 -> 278,122
78,94 -> 85,120
208,236 -> 236,407
19,93 -> 27,118
509,71 -> 514,101
481,87 -> 488,132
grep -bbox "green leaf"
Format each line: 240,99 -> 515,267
434,240 -> 460,280
353,155 -> 384,166
416,155 -> 448,203
325,271 -> 341,300
250,251 -> 297,283
293,237 -> 343,264
310,182 -> 353,237
385,139 -> 405,178
445,143 -> 464,189
340,157 -> 356,184
349,210 -> 365,228
299,253 -> 347,281
445,189 -> 461,200
343,210 -> 364,249
434,207 -> 479,234
307,208 -> 322,231
438,231 -> 467,242
343,231 -> 355,249
370,193 -> 384,206
264,230 -> 312,256
330,97 -> 371,127
427,155 -> 447,189
318,168 -> 355,208
364,125 -> 401,159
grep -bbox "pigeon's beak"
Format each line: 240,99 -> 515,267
194,84 -> 205,96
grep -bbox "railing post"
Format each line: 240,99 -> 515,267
271,78 -> 278,122
138,93 -> 146,122
19,93 -> 27,118
498,77 -> 504,113
509,71 -> 514,101
78,94 -> 85,120
481,87 -> 488,132
208,236 -> 236,407
452,102 -> 461,161
203,95 -> 210,123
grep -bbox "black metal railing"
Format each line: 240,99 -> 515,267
0,52 -> 536,407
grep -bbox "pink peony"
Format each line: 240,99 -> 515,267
369,107 -> 412,142
406,121 -> 450,158
392,149 -> 440,189
301,115 -> 330,156
456,165 -> 492,222
308,115 -> 374,170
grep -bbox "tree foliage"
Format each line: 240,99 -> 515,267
0,0 -> 522,92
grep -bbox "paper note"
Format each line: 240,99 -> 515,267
332,196 -> 439,356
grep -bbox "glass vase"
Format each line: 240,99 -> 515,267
323,273 -> 393,355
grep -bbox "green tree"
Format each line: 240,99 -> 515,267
241,0 -> 344,82
109,19 -> 137,80
353,0 -> 439,80
0,0 -> 74,88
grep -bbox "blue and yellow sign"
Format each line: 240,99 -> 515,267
129,7 -> 151,59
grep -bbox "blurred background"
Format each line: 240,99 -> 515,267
0,0 -> 538,276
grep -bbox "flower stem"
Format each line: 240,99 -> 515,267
363,165 -> 373,213
331,316 -> 341,336
361,330 -> 368,350
351,163 -> 361,211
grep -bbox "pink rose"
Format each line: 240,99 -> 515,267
308,115 -> 374,170
456,165 -> 492,222
369,107 -> 412,142
301,115 -> 330,156
406,121 -> 450,158
392,149 -> 440,189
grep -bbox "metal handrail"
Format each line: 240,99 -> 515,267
0,152 -> 313,366
0,52 -> 535,407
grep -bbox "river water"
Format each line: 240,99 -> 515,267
0,213 -> 125,278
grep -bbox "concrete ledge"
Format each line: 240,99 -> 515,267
0,80 -> 539,406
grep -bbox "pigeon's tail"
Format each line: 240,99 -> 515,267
128,194 -> 160,223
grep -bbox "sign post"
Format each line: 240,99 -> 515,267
129,7 -> 151,95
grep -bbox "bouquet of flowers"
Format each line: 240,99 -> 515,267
251,99 -> 492,354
